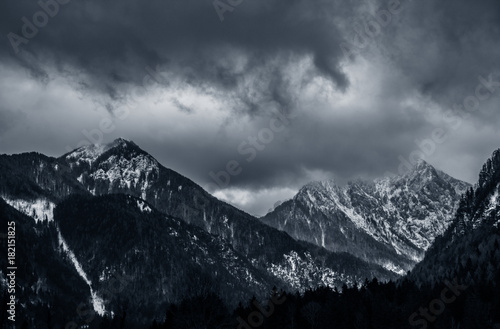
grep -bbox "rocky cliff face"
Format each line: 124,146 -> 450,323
261,160 -> 470,274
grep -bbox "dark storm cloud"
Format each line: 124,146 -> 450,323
374,0 -> 500,118
195,98 -> 431,192
3,0 -> 500,216
1,0 -> 356,115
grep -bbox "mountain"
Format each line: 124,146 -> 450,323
0,138 -> 397,326
2,139 -> 497,328
54,138 -> 396,288
0,193 -> 277,327
145,149 -> 500,329
53,193 -> 281,324
410,149 -> 500,287
261,160 -> 470,274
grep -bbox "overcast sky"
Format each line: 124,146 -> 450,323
1,0 -> 500,216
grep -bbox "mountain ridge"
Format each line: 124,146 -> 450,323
261,159 -> 470,274
0,138 -> 397,323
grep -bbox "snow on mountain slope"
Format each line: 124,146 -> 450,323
485,184 -> 500,219
267,251 -> 357,290
56,225 -> 106,316
65,138 -> 132,167
89,153 -> 159,196
0,194 -> 105,314
2,197 -> 55,222
63,138 -> 160,198
261,160 -> 470,273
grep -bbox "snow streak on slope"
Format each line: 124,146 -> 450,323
56,226 -> 106,316
485,183 -> 500,217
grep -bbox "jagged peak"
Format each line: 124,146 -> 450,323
414,158 -> 433,171
62,137 -> 147,166
398,159 -> 441,184
300,179 -> 342,193
109,137 -> 136,148
399,159 -> 437,178
293,179 -> 346,206
295,161 -> 438,200
295,180 -> 320,197
290,159 -> 469,207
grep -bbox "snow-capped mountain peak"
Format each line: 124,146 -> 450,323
262,160 -> 470,273
64,138 -> 139,167
400,159 -> 441,187
61,138 -> 160,199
